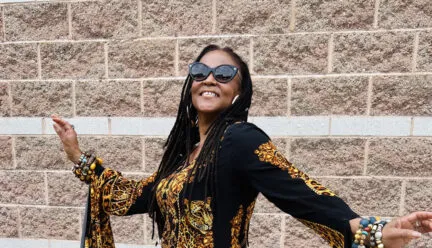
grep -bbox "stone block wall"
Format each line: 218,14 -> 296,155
0,0 -> 431,247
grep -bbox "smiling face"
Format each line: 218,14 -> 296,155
190,50 -> 241,118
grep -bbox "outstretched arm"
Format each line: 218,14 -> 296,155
226,123 -> 432,248
226,123 -> 358,248
51,114 -> 156,215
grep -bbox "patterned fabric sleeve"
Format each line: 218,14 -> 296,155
226,123 -> 359,248
83,167 -> 157,248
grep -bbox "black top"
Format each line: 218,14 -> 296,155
83,122 -> 359,248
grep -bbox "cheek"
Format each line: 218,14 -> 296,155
224,82 -> 241,97
190,83 -> 199,98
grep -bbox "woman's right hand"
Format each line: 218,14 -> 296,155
51,114 -> 82,164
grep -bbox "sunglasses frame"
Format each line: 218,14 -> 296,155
188,62 -> 240,83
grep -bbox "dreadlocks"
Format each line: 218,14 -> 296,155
148,44 -> 253,238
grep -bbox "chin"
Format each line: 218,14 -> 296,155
195,106 -> 226,116
197,108 -> 221,114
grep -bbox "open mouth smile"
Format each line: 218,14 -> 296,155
200,91 -> 220,97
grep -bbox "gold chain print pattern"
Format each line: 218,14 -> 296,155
156,161 -> 214,248
230,205 -> 244,248
86,169 -> 157,248
243,200 -> 256,241
254,141 -> 336,196
101,171 -> 157,215
297,218 -> 345,248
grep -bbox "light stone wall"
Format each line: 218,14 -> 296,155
0,0 -> 431,247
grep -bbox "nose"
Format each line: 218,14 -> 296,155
202,72 -> 217,85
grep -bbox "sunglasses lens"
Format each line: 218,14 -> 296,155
190,63 -> 209,81
214,66 -> 236,83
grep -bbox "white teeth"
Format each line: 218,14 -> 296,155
202,92 -> 217,97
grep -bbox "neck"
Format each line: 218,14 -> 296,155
197,112 -> 218,146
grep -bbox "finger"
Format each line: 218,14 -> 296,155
51,117 -> 68,127
420,219 -> 432,233
53,123 -> 64,136
51,117 -> 73,130
387,228 -> 422,240
401,212 -> 432,224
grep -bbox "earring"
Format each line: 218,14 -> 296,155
232,95 -> 239,104
186,105 -> 190,119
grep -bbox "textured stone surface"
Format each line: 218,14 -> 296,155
0,207 -> 18,238
111,215 -> 144,244
333,32 -> 414,73
248,214 -> 282,248
254,35 -> 329,75
144,137 -> 165,173
0,7 -> 4,41
417,31 -> 432,72
47,172 -> 87,206
76,136 -> 98,157
254,193 -> 281,213
284,216 -> 328,247
368,138 -> 432,177
217,0 -> 291,34
11,81 -> 72,117
76,80 -> 141,116
142,0 -> 212,36
290,138 -> 365,176
97,137 -> 143,172
78,136 -> 142,172
41,42 -> 105,79
250,78 -> 287,116
0,171 -> 45,204
142,80 -> 182,117
296,0 -> 374,31
0,83 -> 10,117
72,0 -> 138,39
144,214 -> 158,245
318,178 -> 401,216
178,37 -> 250,76
15,136 -> 66,170
291,77 -> 368,115
371,75 -> 432,116
0,136 -> 13,169
405,180 -> 432,214
407,233 -> 432,248
109,39 -> 175,78
0,44 -> 38,79
4,3 -> 68,41
21,207 -> 80,240
271,138 -> 288,157
379,0 -> 432,28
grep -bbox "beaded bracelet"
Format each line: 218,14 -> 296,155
370,220 -> 389,248
352,217 -> 378,248
72,151 -> 103,184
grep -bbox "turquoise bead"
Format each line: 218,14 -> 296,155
360,218 -> 370,227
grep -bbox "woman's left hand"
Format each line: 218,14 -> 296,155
382,211 -> 432,248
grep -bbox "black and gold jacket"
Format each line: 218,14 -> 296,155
83,122 -> 359,248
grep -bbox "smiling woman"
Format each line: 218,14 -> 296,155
51,45 -> 432,248
191,51 -> 242,118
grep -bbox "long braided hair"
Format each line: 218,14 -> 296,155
148,44 -> 253,238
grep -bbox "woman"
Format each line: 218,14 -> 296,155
52,45 -> 432,248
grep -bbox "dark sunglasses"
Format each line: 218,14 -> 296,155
188,62 -> 240,83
